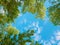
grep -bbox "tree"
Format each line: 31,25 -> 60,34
0,0 -> 21,24
22,0 -> 60,25
0,25 -> 41,45
30,41 -> 41,45
0,0 -> 60,45
48,0 -> 60,25
0,0 -> 60,25
0,24 -> 41,45
0,0 -> 42,45
0,0 -> 46,24
22,0 -> 46,19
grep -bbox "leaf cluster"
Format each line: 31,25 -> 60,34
48,3 -> 60,25
0,27 -> 35,45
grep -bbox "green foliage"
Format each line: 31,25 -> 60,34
5,25 -> 19,35
0,0 -> 60,25
30,40 -> 41,45
0,24 -> 41,45
0,0 -> 43,45
48,3 -> 60,25
0,0 -> 60,45
0,0 -> 21,24
22,0 -> 46,19
0,29 -> 35,45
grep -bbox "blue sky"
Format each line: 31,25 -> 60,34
12,0 -> 60,45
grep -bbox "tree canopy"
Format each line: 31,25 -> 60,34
0,25 -> 41,45
0,0 -> 60,25
0,0 -> 60,45
0,26 -> 34,45
48,1 -> 60,25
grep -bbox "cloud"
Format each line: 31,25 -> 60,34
56,36 -> 60,41
54,30 -> 60,41
37,27 -> 41,33
24,21 -> 41,31
43,41 -> 51,45
34,33 -> 41,41
31,21 -> 42,33
57,42 -> 60,45
23,21 -> 42,41
38,30 -> 60,45
40,40 -> 44,43
50,40 -> 56,44
19,20 -> 60,45
32,21 -> 39,27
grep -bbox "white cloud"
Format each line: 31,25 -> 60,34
25,21 -> 42,33
31,21 -> 42,34
43,41 -> 51,45
57,42 -> 60,45
32,21 -> 39,27
40,40 -> 44,43
34,33 -> 41,41
46,42 -> 51,45
30,29 -> 60,45
37,28 -> 41,33
55,36 -> 60,41
54,31 -> 60,41
36,27 -> 42,34
56,31 -> 60,36
32,22 -> 36,27
50,39 -> 56,44
50,36 -> 56,44
23,21 -> 60,45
